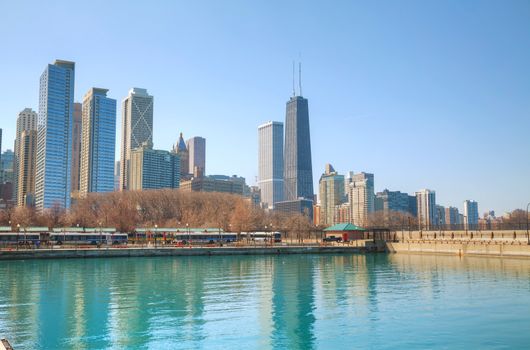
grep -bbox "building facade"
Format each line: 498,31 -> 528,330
318,164 -> 345,226
374,189 -> 412,216
172,132 -> 189,177
463,200 -> 479,230
70,102 -> 82,195
35,60 -> 75,210
129,146 -> 180,190
258,121 -> 284,209
186,136 -> 206,176
79,88 -> 117,197
445,206 -> 460,229
179,175 -> 246,195
416,189 -> 436,230
347,172 -> 374,227
13,108 -> 37,204
436,205 -> 446,226
119,88 -> 154,190
275,199 -> 314,220
16,130 -> 37,206
283,95 -> 313,201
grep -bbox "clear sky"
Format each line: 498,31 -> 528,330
1,0 -> 529,215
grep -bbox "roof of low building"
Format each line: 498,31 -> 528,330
324,223 -> 365,231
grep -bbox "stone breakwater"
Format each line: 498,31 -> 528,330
386,241 -> 530,258
0,245 -> 368,261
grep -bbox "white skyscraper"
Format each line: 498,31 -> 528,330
119,88 -> 153,190
258,121 -> 284,209
463,200 -> 479,230
416,189 -> 436,230
348,172 -> 374,227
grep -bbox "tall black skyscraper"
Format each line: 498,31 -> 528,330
283,95 -> 314,201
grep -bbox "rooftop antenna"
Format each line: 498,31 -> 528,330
292,61 -> 296,97
299,61 -> 302,97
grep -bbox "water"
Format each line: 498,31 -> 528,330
1,254 -> 529,349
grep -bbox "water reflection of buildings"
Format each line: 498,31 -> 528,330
271,255 -> 316,349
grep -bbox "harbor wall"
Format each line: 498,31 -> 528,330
0,245 -> 366,261
386,241 -> 530,258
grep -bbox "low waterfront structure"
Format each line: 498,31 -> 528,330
324,223 -> 365,241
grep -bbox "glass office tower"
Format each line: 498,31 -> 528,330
35,60 -> 75,210
79,88 -> 117,196
283,95 -> 314,201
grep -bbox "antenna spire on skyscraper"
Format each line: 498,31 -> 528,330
299,62 -> 302,97
292,61 -> 296,97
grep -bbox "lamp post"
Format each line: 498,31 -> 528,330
16,224 -> 20,250
154,224 -> 158,248
99,222 -> 102,248
186,223 -> 190,245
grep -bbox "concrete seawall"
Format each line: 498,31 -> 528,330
386,241 -> 530,258
0,246 -> 366,261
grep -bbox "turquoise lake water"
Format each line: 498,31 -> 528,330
1,253 -> 529,349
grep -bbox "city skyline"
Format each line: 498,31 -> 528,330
1,1 -> 529,214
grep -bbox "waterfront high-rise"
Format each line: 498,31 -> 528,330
129,145 -> 180,190
186,136 -> 206,176
416,189 -> 436,230
258,121 -> 284,209
79,88 -> 117,197
119,88 -> 153,190
13,108 -> 37,204
319,164 -> 345,226
463,200 -> 479,230
172,132 -> 189,178
445,206 -> 460,229
283,95 -> 313,201
16,130 -> 37,206
436,205 -> 446,226
35,60 -> 75,210
347,172 -> 374,227
70,102 -> 82,195
374,189 -> 412,217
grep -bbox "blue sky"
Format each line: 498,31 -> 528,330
1,0 -> 529,215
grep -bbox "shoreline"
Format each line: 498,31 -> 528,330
0,245 -> 369,261
386,241 -> 530,259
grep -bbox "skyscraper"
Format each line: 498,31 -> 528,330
16,130 -> 37,207
13,108 -> 37,204
416,189 -> 436,230
445,206 -> 460,229
119,88 -> 153,190
35,60 -> 75,210
374,189 -> 413,217
283,95 -> 313,201
70,102 -> 82,195
348,172 -> 374,227
186,136 -> 206,176
129,145 -> 180,190
258,121 -> 284,209
463,200 -> 479,230
319,164 -> 345,226
172,132 -> 189,177
79,88 -> 117,196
